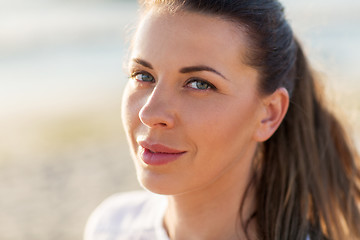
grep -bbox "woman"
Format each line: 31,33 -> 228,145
85,0 -> 360,239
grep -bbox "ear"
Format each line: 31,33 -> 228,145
253,88 -> 289,142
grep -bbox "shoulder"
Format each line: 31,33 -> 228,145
84,190 -> 168,240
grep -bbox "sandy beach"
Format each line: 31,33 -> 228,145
0,93 -> 142,239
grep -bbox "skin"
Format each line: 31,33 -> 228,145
122,8 -> 289,240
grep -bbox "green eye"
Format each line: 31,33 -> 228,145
187,79 -> 215,90
133,72 -> 155,82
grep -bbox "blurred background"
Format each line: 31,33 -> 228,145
0,0 -> 359,239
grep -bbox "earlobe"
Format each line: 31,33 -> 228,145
254,88 -> 289,142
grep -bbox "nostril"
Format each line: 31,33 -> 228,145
138,108 -> 172,128
138,91 -> 175,128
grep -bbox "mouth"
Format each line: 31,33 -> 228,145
138,141 -> 186,166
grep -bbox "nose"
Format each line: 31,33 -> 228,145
139,86 -> 176,129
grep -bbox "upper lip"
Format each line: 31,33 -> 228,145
138,141 -> 186,154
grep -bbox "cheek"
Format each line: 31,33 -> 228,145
182,95 -> 260,157
185,95 -> 258,133
170,96 -> 260,192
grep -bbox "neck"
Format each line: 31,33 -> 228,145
163,158 -> 257,240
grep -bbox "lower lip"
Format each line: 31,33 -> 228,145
139,148 -> 185,166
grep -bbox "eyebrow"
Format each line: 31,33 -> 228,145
132,58 -> 227,80
180,65 -> 228,80
132,58 -> 153,69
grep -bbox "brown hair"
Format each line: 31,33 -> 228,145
139,0 -> 360,239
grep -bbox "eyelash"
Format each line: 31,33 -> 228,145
130,71 -> 216,91
185,78 -> 217,91
130,71 -> 155,83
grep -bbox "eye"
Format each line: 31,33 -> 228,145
186,79 -> 216,90
131,71 -> 155,83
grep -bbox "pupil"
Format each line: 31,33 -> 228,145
196,81 -> 208,89
139,74 -> 152,82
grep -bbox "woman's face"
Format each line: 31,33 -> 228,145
122,9 -> 265,195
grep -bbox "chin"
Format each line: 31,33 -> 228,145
136,171 -> 176,195
135,167 -> 193,196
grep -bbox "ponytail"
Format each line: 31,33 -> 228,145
255,39 -> 360,240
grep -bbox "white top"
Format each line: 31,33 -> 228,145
84,190 -> 170,240
85,190 -> 312,240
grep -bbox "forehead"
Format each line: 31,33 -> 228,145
131,9 -> 251,71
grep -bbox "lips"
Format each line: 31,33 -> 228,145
138,141 -> 186,165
